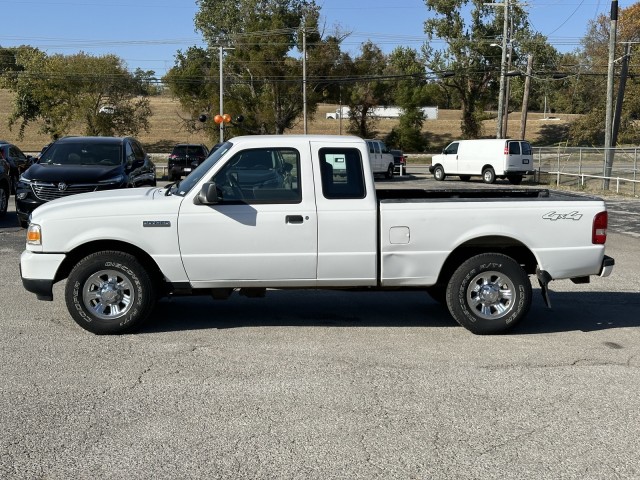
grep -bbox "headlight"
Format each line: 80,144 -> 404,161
98,174 -> 125,184
27,224 -> 42,245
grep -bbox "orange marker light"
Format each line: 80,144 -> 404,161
27,225 -> 42,245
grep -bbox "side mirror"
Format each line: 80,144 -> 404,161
195,182 -> 220,205
282,163 -> 293,173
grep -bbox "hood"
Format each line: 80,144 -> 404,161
24,163 -> 124,183
30,187 -> 180,224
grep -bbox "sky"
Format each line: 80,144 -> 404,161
0,0 -> 635,78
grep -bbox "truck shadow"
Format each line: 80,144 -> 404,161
140,289 -> 640,335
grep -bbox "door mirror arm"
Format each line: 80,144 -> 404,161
195,182 -> 220,205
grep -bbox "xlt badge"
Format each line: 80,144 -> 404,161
143,220 -> 171,227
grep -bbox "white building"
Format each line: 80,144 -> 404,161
326,106 -> 438,120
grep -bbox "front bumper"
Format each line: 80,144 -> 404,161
15,196 -> 43,223
20,250 -> 66,301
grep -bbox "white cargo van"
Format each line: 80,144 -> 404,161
365,139 -> 395,179
429,139 -> 535,184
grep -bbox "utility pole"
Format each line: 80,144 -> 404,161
219,45 -> 225,143
520,54 -> 533,139
302,12 -> 308,134
496,0 -> 509,139
502,32 -> 513,137
612,43 -> 632,145
603,0 -> 618,190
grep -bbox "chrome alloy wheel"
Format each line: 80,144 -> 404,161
82,269 -> 135,320
466,270 -> 515,320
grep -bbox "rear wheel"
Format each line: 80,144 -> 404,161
65,251 -> 156,334
385,163 -> 395,179
433,165 -> 446,181
507,175 -> 523,185
446,253 -> 532,334
482,167 -> 496,184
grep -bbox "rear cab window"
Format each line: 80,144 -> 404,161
319,148 -> 366,199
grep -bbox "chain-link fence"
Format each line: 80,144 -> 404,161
533,146 -> 640,196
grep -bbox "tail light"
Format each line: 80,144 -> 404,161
504,144 -> 509,155
593,211 -> 608,244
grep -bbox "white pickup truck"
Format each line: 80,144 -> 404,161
20,135 -> 614,335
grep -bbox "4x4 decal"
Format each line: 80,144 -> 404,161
542,211 -> 583,221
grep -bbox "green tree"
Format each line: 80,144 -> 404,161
385,47 -> 430,151
565,3 -> 640,146
188,0 -> 331,137
1,49 -> 152,139
423,0 -> 531,138
162,46 -> 219,138
344,41 -> 390,138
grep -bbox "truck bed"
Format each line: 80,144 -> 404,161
376,188 -> 600,202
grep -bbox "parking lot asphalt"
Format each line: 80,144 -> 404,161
1,173 -> 639,479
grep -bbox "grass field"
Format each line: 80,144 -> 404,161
0,89 -> 579,155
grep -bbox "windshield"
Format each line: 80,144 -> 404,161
39,142 -> 122,166
169,141 -> 233,196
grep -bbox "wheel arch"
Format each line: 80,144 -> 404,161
435,235 -> 537,285
55,240 -> 165,287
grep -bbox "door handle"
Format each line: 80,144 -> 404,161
286,215 -> 304,224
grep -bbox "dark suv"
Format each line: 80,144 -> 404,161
0,141 -> 34,193
0,155 -> 10,218
16,136 -> 156,227
168,144 -> 209,181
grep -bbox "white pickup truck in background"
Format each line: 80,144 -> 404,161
20,135 -> 614,335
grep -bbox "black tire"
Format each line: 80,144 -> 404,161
459,175 -> 471,181
0,184 -> 8,218
385,163 -> 395,179
445,253 -> 532,335
433,165 -> 446,181
507,175 -> 523,185
65,251 -> 156,334
482,168 -> 496,184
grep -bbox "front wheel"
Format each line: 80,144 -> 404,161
65,251 -> 156,334
433,165 -> 446,181
482,168 -> 496,184
446,253 -> 532,334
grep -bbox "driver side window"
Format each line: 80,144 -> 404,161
211,148 -> 301,204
